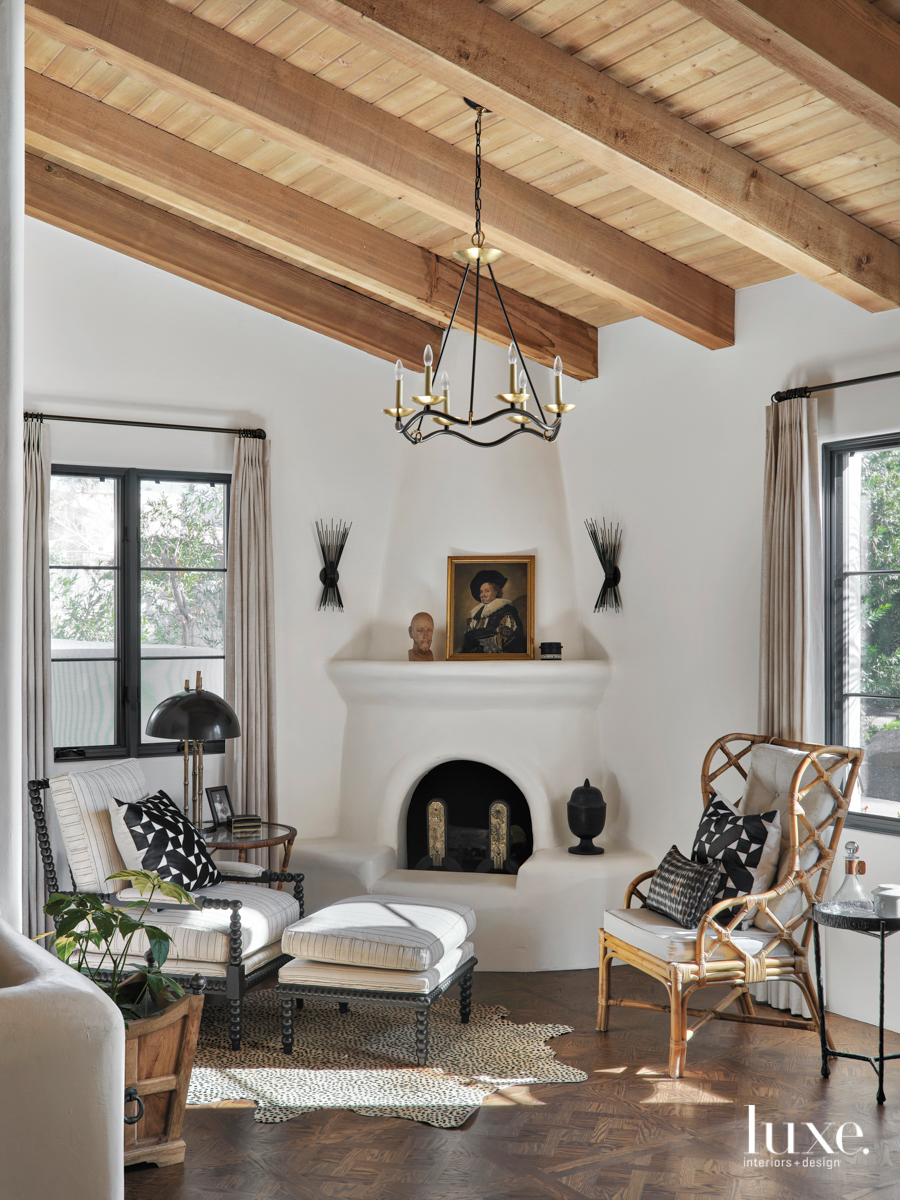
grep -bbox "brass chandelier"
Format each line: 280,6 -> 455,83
384,102 -> 575,448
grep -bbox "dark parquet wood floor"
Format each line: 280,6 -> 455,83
124,967 -> 900,1200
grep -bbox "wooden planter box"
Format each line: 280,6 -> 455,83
124,992 -> 204,1168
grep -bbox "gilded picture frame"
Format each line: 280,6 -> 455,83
446,555 -> 535,661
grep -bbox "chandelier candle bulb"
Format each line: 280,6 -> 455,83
432,371 -> 453,426
384,360 -> 415,418
554,356 -> 563,406
508,343 -> 517,394
424,344 -> 433,396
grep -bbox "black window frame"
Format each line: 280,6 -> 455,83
823,431 -> 900,837
51,465 -> 231,763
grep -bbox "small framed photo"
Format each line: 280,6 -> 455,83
447,555 -> 535,661
206,785 -> 234,830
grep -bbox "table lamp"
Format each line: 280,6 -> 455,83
146,672 -> 241,827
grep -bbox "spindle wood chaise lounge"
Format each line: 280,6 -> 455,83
29,759 -> 304,1049
598,734 -> 863,1077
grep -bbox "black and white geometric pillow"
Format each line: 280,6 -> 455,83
646,846 -> 722,928
691,794 -> 781,924
109,790 -> 222,892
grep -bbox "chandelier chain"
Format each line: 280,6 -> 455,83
474,107 -> 483,242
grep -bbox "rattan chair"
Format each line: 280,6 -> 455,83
598,733 -> 863,1077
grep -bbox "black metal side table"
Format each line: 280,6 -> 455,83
812,903 -> 900,1105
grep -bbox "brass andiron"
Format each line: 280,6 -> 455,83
477,801 -> 518,874
414,799 -> 463,871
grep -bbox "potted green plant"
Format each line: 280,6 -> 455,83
38,869 -> 206,1169
41,869 -> 195,1018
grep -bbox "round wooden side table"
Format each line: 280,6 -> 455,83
813,903 -> 900,1105
205,821 -> 297,888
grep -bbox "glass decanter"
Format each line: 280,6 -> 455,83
822,841 -> 874,913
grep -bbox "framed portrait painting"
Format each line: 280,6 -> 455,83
447,555 -> 535,661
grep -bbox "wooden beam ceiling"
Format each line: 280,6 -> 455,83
676,0 -> 900,147
25,72 -> 598,380
25,154 -> 445,366
25,0 -> 735,351
290,0 -> 900,313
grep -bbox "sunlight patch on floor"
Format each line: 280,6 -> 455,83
482,1086 -> 546,1107
640,1080 -> 733,1105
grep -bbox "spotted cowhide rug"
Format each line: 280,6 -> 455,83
187,988 -> 586,1128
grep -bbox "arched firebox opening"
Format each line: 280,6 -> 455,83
405,759 -> 533,873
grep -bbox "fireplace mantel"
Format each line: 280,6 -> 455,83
287,653 -> 654,970
327,659 -> 612,709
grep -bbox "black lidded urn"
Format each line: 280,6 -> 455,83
567,778 -> 606,855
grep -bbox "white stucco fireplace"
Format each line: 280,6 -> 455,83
291,659 -> 653,971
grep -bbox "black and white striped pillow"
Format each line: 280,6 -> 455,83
646,846 -> 721,928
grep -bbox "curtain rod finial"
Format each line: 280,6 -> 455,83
772,386 -> 812,403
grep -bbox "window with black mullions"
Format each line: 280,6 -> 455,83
824,434 -> 900,834
50,467 -> 230,760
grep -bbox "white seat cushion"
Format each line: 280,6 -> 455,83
604,907 -> 793,965
85,940 -> 284,980
281,895 -> 476,972
49,759 -> 149,893
741,744 -> 840,932
102,882 -> 300,963
279,941 -> 475,994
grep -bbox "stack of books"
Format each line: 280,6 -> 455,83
230,813 -> 263,840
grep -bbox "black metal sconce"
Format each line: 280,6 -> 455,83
316,519 -> 351,611
585,519 -> 622,612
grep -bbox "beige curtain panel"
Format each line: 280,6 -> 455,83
755,394 -> 823,1016
22,417 -> 55,938
758,395 -> 824,745
225,437 -> 277,867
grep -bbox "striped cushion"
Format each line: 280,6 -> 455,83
282,895 -> 476,972
101,881 -> 300,963
48,760 -> 149,893
279,941 -> 475,994
84,940 -> 284,980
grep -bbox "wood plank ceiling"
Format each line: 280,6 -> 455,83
22,0 -> 900,374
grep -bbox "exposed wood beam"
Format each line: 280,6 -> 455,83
24,71 -> 597,380
25,153 -> 443,367
289,0 -> 900,313
676,0 -> 900,147
24,0 -> 734,351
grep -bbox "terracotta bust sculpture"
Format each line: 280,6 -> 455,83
408,612 -> 435,661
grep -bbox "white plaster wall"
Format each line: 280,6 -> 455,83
560,274 -> 900,1030
24,219 -> 568,836
25,215 -> 410,836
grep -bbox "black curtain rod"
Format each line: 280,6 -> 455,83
772,368 -> 900,403
24,411 -> 266,438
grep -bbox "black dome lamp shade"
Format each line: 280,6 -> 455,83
146,672 -> 241,826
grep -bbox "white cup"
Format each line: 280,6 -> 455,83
872,885 -> 900,918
